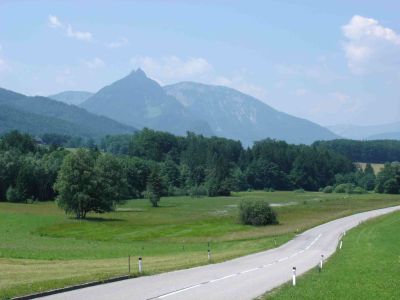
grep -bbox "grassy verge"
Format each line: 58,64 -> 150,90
263,210 -> 400,300
1,191 -> 400,299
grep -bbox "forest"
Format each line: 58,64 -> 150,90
313,139 -> 400,163
1,130 -> 399,207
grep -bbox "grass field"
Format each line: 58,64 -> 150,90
1,191 -> 400,299
264,210 -> 400,300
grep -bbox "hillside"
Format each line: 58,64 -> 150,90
367,131 -> 400,140
49,91 -> 93,106
328,122 -> 400,140
165,82 -> 339,145
81,69 -> 213,136
0,87 -> 136,138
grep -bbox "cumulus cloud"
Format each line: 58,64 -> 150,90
130,56 -> 213,81
107,37 -> 129,48
85,57 -> 105,69
342,15 -> 400,74
48,15 -> 92,42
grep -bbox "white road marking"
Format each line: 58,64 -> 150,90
156,234 -> 324,298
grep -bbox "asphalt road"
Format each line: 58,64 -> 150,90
40,205 -> 400,300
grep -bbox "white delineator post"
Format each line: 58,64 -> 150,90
320,255 -> 324,270
138,256 -> 143,274
292,267 -> 297,286
339,240 -> 343,250
208,249 -> 211,262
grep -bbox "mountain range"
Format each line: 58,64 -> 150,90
81,69 -> 213,137
1,69 -> 345,144
328,122 -> 400,140
165,82 -> 338,145
49,91 -> 93,106
80,69 -> 338,144
0,88 -> 135,138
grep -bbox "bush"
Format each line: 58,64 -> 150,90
6,186 -> 22,203
294,188 -> 305,193
322,186 -> 333,193
383,179 -> 400,194
352,186 -> 367,194
334,183 -> 354,194
239,200 -> 278,226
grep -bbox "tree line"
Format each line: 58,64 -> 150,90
313,139 -> 400,163
1,130 -> 400,218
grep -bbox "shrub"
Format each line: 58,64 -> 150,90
6,186 -> 21,202
352,186 -> 367,194
334,183 -> 354,194
383,179 -> 400,194
294,188 -> 305,193
322,186 -> 333,193
239,200 -> 278,226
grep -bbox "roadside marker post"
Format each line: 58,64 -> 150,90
339,240 -> 343,250
208,249 -> 211,262
319,255 -> 324,272
292,267 -> 297,286
138,257 -> 143,274
274,239 -> 277,247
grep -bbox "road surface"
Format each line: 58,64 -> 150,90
40,205 -> 400,300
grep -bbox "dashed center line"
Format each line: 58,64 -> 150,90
151,233 -> 323,299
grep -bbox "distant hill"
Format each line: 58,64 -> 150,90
49,91 -> 93,105
165,82 -> 339,145
328,122 -> 400,140
368,131 -> 400,140
0,87 -> 136,138
81,69 -> 213,136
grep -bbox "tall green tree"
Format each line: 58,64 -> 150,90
54,149 -> 125,218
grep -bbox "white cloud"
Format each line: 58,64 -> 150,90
66,24 -> 92,41
107,37 -> 128,48
48,15 -> 62,28
342,15 -> 400,74
48,15 -> 92,42
130,56 -> 213,80
85,57 -> 105,69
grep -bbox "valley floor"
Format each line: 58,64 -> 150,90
1,191 -> 400,299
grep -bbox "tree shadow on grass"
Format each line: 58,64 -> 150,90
69,216 -> 124,222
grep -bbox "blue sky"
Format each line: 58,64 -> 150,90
0,0 -> 399,126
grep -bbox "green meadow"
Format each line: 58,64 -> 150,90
264,210 -> 400,300
1,191 -> 400,299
